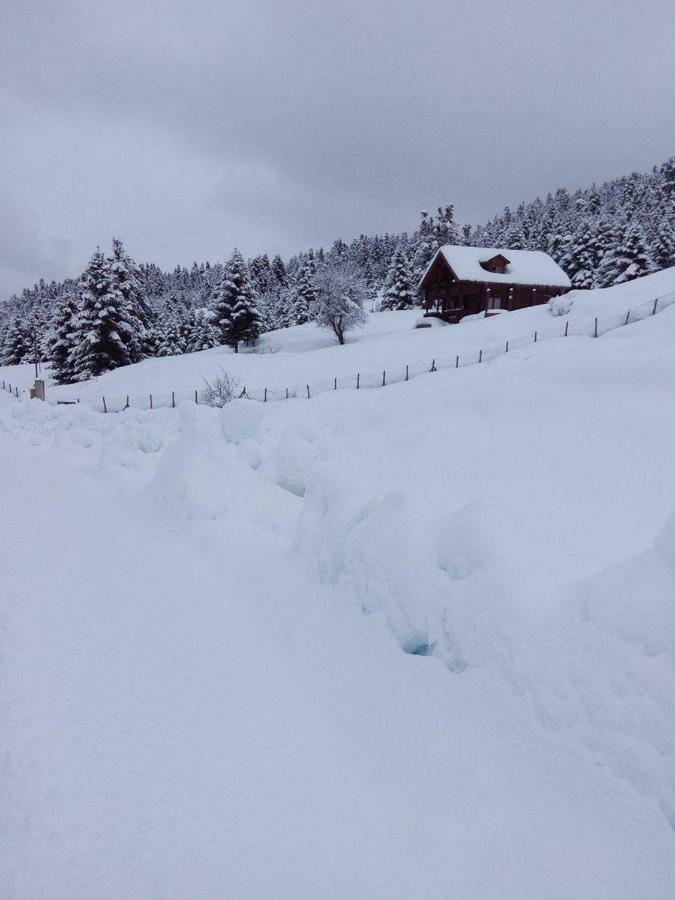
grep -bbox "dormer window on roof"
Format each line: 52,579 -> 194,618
479,254 -> 510,275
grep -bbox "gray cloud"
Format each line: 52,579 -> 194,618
1,0 -> 674,296
0,187 -> 73,289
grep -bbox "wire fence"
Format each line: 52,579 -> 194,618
36,291 -> 675,414
238,292 -> 674,404
1,379 -> 21,400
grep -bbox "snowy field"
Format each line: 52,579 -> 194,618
2,268 -> 675,898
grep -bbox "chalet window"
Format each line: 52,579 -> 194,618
479,254 -> 510,275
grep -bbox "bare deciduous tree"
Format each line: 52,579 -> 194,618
312,261 -> 367,345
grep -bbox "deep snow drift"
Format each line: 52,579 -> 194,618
2,269 -> 675,898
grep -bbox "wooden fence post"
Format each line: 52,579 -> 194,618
478,349 -> 483,363
564,321 -> 569,337
430,359 -> 436,372
194,390 -> 198,404
625,310 -> 631,325
405,364 -> 409,381
102,396 -> 107,413
594,318 -> 598,338
505,340 -> 509,353
264,388 -> 267,403
534,331 -> 538,343
172,391 -> 175,408
455,355 -> 459,368
356,373 -> 360,389
334,377 -> 337,390
382,370 -> 386,387
149,394 -> 153,409
652,298 -> 659,315
15,387 -> 18,398
306,384 -> 310,399
125,395 -> 129,409
285,387 -> 289,400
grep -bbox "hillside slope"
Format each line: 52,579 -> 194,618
2,268 -> 675,897
2,265 -> 675,407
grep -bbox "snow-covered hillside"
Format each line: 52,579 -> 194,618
3,265 -> 675,409
2,268 -> 675,898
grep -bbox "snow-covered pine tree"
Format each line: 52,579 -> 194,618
152,295 -> 189,356
523,199 -> 542,246
177,310 -> 195,353
561,220 -> 600,289
286,260 -> 316,325
281,287 -> 298,329
361,258 -> 381,310
596,223 -> 657,287
554,188 -> 571,216
411,211 -> 440,287
155,314 -> 184,356
211,264 -> 234,346
184,309 -> 216,353
21,312 -> 44,372
434,204 -> 459,246
1,317 -> 29,365
48,291 -> 80,384
253,289 -> 277,333
140,262 -> 166,300
528,207 -> 554,252
652,208 -> 675,270
249,254 -> 274,296
271,254 -> 288,288
212,250 -> 262,352
71,248 -> 141,380
109,237 -> 153,357
362,258 -> 375,292
328,238 -> 348,263
591,220 -> 620,287
661,157 -> 675,199
586,187 -> 601,215
547,227 -> 570,265
503,222 -> 526,250
381,247 -> 415,310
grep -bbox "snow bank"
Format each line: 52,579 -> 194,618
3,266 -> 675,897
414,314 -> 448,328
248,291 -> 675,826
549,293 -> 575,316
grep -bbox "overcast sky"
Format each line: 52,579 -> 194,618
1,0 -> 674,297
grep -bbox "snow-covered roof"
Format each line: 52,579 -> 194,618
422,245 -> 571,289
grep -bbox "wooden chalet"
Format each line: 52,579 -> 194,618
419,245 -> 571,322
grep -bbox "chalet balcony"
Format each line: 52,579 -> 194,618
424,307 -> 464,324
